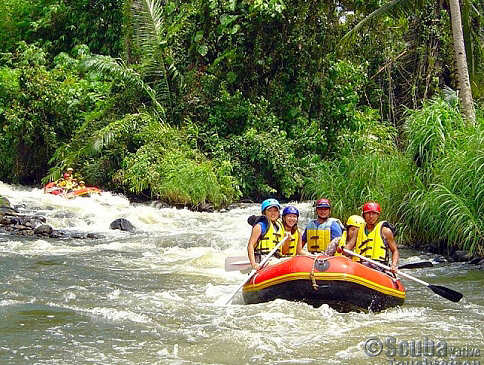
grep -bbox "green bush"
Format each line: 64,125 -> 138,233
404,96 -> 463,173
0,43 -> 110,184
302,152 -> 416,235
400,117 -> 484,255
190,90 -> 303,199
0,0 -> 124,57
336,107 -> 398,156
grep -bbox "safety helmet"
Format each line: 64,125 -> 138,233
282,206 -> 299,217
316,198 -> 331,208
66,167 -> 74,172
79,181 -> 85,185
362,202 -> 381,214
261,198 -> 281,213
346,215 -> 365,227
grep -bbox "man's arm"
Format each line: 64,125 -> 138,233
382,226 -> 399,272
344,226 -> 358,251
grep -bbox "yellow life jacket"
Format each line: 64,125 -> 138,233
305,218 -> 341,253
255,219 -> 285,256
281,228 -> 300,257
355,221 -> 389,264
336,222 -> 365,259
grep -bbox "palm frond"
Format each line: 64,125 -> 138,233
90,113 -> 150,153
340,0 -> 420,49
83,55 -> 165,116
130,0 -> 188,118
132,0 -> 165,56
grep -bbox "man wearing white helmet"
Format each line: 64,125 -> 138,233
247,198 -> 285,270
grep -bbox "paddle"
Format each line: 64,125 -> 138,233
225,258 -> 433,272
225,256 -> 251,272
398,261 -> 433,269
224,234 -> 289,305
338,247 -> 463,303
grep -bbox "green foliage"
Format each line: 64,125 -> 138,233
47,110 -> 240,207
302,153 -> 416,236
399,107 -> 484,255
0,43 -> 110,184
188,89 -> 303,199
83,54 -> 164,115
114,115 -> 241,207
120,145 -> 239,208
0,0 -> 124,57
404,95 -> 463,173
337,107 -> 398,156
0,0 -> 44,52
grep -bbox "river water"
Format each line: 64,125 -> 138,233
0,182 -> 482,365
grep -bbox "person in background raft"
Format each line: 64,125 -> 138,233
334,215 -> 365,259
280,206 -> 303,257
344,202 -> 400,273
58,167 -> 74,190
301,198 -> 344,255
247,198 -> 285,271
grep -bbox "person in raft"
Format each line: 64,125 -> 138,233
334,215 -> 365,258
57,167 -> 75,191
301,198 -> 344,255
280,205 -> 303,257
247,198 -> 286,270
344,201 -> 400,273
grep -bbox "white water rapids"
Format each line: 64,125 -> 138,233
0,182 -> 482,364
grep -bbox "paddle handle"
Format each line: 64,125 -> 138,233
340,247 -> 430,286
223,269 -> 256,305
224,234 -> 290,305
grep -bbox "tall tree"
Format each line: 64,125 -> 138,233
341,0 -> 476,122
449,0 -> 475,122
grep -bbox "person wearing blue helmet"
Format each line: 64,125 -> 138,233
247,198 -> 285,270
280,205 -> 303,257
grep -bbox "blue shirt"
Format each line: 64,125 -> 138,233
302,218 -> 343,243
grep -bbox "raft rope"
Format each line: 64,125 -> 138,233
310,255 -> 326,290
310,257 -> 318,290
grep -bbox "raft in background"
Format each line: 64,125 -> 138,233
242,255 -> 405,312
44,182 -> 102,198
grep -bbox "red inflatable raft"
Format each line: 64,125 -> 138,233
44,182 -> 102,198
242,255 -> 405,312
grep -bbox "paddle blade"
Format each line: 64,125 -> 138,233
398,261 -> 434,269
429,285 -> 463,303
225,256 -> 251,272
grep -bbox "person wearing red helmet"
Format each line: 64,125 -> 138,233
301,198 -> 344,255
58,167 -> 75,191
344,201 -> 400,272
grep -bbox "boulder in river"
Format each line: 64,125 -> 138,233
109,218 -> 136,232
34,224 -> 54,236
0,195 -> 19,215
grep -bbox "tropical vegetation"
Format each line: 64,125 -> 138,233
0,0 -> 482,254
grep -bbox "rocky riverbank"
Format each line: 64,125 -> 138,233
0,195 -> 107,239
